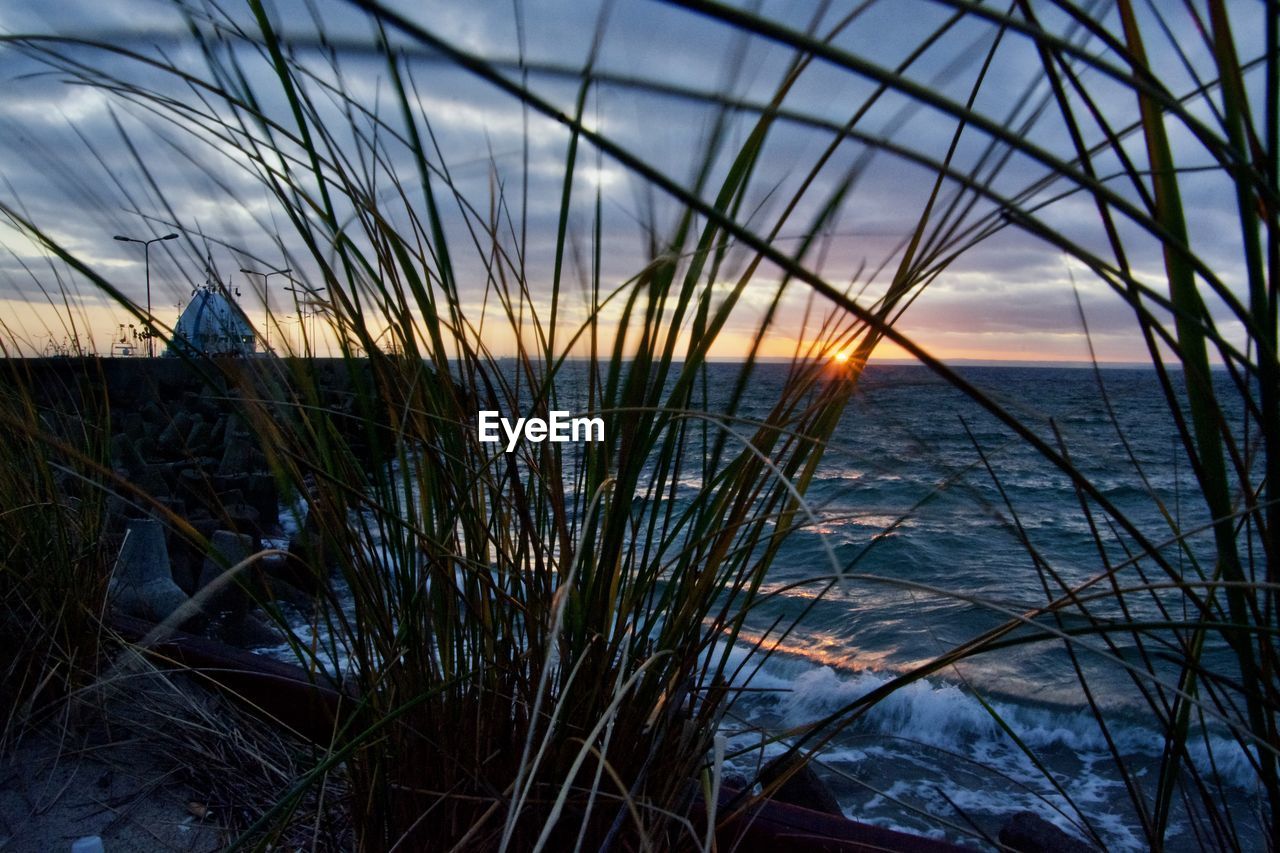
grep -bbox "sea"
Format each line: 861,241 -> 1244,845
700,363 -> 1261,850
271,363 -> 1264,850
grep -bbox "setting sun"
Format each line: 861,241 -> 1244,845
0,2 -> 1271,848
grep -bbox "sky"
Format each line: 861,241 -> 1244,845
0,0 -> 1265,363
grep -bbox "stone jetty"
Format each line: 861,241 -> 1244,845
8,356 -> 388,647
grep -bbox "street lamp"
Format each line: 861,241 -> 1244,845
299,298 -> 335,355
114,232 -> 179,357
284,283 -> 326,356
240,266 -> 291,353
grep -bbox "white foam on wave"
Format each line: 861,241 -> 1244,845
727,650 -> 1262,792
712,645 -> 1268,851
279,495 -> 308,537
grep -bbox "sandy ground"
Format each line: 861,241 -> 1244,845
0,719 -> 225,853
1,649 -> 348,853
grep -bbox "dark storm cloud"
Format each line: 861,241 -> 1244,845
0,0 -> 1260,360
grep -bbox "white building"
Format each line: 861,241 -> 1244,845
170,282 -> 256,356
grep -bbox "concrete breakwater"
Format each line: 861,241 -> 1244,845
6,356 -> 393,647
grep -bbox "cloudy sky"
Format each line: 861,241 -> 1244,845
0,0 -> 1264,362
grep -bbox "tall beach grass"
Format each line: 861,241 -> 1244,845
0,0 -> 1276,849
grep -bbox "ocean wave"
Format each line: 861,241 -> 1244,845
733,653 -> 1260,792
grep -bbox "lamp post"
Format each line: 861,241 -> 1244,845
284,283 -> 326,356
300,298 -> 335,356
114,232 -> 179,357
240,266 -> 291,353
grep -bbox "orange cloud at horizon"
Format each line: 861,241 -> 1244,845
0,289 -> 1149,366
